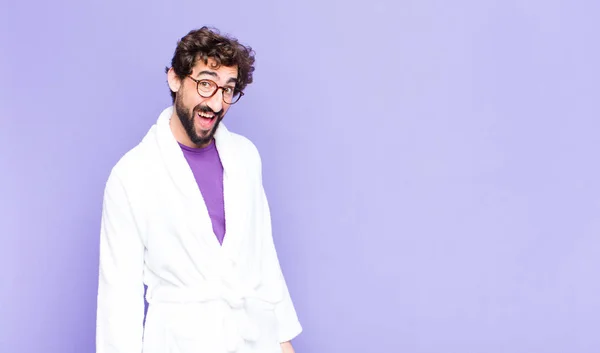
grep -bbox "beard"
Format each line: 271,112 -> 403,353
175,94 -> 224,147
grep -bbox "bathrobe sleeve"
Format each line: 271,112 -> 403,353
96,169 -> 146,353
272,255 -> 304,343
255,154 -> 303,343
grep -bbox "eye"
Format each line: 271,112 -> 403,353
199,81 -> 212,88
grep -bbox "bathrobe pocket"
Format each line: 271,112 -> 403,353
165,302 -> 227,353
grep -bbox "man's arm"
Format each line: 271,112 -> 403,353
96,171 -> 146,353
281,341 -> 296,353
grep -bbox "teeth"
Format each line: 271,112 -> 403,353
198,112 -> 214,119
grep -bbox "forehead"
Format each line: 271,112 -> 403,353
191,58 -> 238,82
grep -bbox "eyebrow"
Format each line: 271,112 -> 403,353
196,70 -> 238,86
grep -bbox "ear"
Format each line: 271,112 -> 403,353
167,67 -> 182,94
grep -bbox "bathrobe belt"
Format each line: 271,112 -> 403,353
146,279 -> 277,352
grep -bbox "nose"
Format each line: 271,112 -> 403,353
205,89 -> 224,113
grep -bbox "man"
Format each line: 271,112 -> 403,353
96,27 -> 302,353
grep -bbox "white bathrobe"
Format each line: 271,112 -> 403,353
96,106 -> 302,353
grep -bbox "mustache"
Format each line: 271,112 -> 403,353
194,104 -> 223,118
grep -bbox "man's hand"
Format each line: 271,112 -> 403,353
281,341 -> 295,353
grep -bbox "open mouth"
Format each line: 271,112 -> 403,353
197,111 -> 216,130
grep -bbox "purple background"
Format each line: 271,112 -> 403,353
1,0 -> 599,352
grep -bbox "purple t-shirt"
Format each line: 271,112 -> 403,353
179,141 -> 226,245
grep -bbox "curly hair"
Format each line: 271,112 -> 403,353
165,26 -> 256,102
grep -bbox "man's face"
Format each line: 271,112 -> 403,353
173,58 -> 238,147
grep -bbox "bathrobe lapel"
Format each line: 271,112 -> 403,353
153,107 -> 247,278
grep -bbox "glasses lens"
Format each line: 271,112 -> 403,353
197,80 -> 217,97
224,91 -> 242,104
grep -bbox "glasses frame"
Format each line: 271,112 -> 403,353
186,76 -> 244,105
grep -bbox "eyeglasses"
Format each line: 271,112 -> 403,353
187,76 -> 244,104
